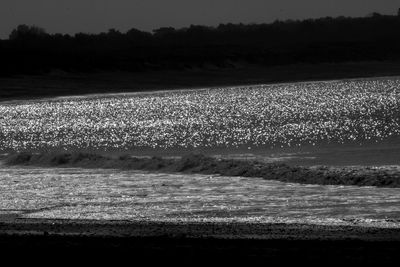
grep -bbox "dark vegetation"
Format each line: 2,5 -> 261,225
1,13 -> 400,76
5,152 -> 400,188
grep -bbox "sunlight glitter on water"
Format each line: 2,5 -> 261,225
1,78 -> 400,152
1,166 -> 399,228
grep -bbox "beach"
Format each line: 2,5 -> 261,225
1,73 -> 400,262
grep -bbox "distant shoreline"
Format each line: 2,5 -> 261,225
2,61 -> 400,102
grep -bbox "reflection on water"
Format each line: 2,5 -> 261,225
1,166 -> 400,228
1,78 -> 400,152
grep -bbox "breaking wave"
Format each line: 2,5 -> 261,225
3,152 -> 400,188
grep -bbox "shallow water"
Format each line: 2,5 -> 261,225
1,166 -> 400,228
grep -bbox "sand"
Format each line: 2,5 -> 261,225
1,218 -> 400,263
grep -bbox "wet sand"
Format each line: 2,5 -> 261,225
1,218 -> 400,263
2,218 -> 400,241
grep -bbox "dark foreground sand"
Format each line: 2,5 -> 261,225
1,218 -> 400,263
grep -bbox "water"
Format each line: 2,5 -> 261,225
1,78 -> 399,152
1,166 -> 400,228
1,77 -> 400,226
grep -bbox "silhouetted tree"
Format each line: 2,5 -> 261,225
369,12 -> 382,17
9,24 -> 47,40
3,12 -> 400,75
153,27 -> 176,37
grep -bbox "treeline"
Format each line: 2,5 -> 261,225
1,13 -> 400,75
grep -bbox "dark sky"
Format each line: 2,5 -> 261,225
0,0 -> 398,39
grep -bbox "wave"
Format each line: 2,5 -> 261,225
3,152 -> 400,188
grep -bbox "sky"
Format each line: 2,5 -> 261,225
0,0 -> 399,39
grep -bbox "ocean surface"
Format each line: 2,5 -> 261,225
1,77 -> 399,152
1,77 -> 400,226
